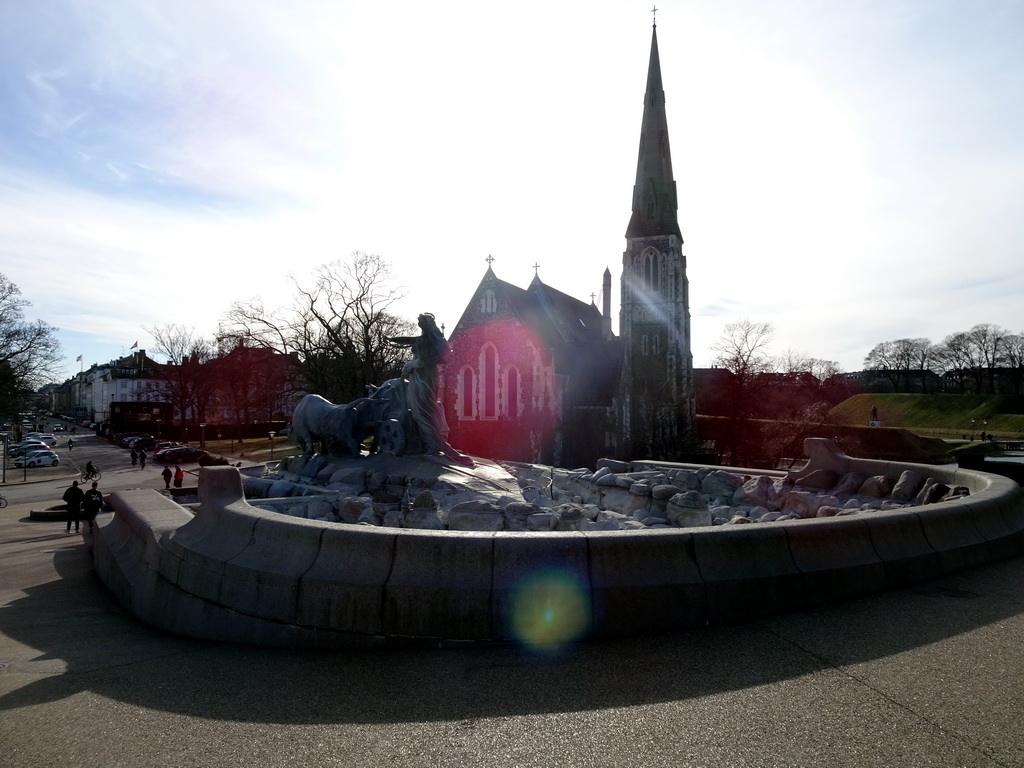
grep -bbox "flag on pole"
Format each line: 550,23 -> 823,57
130,341 -> 139,349
76,355 -> 82,362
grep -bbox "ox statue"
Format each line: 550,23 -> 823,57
290,394 -> 368,459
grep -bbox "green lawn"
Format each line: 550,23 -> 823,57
829,393 -> 1024,439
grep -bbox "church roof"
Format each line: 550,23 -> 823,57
450,266 -> 605,344
625,24 -> 683,241
448,266 -> 619,389
524,274 -> 605,345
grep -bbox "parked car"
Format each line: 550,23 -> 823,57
114,432 -> 150,448
126,436 -> 160,451
15,450 -> 60,468
153,446 -> 205,463
11,440 -> 49,457
25,433 -> 57,446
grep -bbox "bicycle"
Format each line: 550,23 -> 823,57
81,470 -> 102,483
0,493 -> 7,509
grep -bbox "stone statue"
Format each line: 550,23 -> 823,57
288,312 -> 473,467
389,313 -> 474,467
290,394 -> 369,459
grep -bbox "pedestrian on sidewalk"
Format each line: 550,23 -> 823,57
139,450 -> 147,470
130,448 -> 138,467
62,480 -> 84,533
82,482 -> 103,532
173,465 -> 184,488
161,465 -> 172,489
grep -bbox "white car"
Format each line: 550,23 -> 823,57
10,440 -> 49,457
25,433 -> 57,446
15,450 -> 60,468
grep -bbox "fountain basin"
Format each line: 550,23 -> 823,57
90,438 -> 1024,648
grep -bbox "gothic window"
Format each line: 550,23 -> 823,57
459,367 -> 475,419
653,335 -> 660,355
481,290 -> 496,314
641,335 -> 648,355
641,249 -> 660,290
504,366 -> 520,418
482,344 -> 498,419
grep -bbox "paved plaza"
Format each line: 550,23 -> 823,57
1,464 -> 1023,767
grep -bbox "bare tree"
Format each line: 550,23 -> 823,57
212,341 -> 297,431
710,319 -> 776,465
712,318 -> 776,383
933,324 -> 1010,394
0,274 -> 63,415
224,252 -> 415,403
966,323 -> 1008,393
143,324 -> 216,430
1002,334 -> 1024,395
933,331 -> 973,393
863,338 -> 932,392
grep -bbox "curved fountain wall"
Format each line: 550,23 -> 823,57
90,439 -> 1024,648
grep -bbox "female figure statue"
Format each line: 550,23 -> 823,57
389,313 -> 474,467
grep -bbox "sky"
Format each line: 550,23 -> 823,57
2,0 -> 1023,382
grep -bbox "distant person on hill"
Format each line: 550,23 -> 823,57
130,448 -> 138,467
139,450 -> 147,469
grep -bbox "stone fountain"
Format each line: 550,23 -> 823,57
86,317 -> 1024,648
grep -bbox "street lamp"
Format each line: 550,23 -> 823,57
200,423 -> 206,449
268,431 -> 276,460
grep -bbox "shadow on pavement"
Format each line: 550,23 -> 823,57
2,525 -> 1023,726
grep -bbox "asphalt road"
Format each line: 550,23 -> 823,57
2,428 -> 157,506
1,433 -> 1023,767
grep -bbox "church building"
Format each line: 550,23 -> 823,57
440,22 -> 694,466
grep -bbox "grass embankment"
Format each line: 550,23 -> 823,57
829,393 -> 1024,440
823,393 -> 1024,462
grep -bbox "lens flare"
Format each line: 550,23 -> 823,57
508,568 -> 590,651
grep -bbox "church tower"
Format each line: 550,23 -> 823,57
619,20 -> 695,456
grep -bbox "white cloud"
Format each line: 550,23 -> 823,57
1,0 -> 1023,380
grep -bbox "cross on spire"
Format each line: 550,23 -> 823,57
485,254 -> 494,266
532,262 -> 541,276
651,4 -> 658,26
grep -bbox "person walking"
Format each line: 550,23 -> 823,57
139,450 -> 147,470
161,465 -> 173,489
82,482 -> 103,532
173,465 -> 184,488
130,448 -> 138,467
62,480 -> 85,534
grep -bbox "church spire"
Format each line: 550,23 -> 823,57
625,24 -> 682,241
